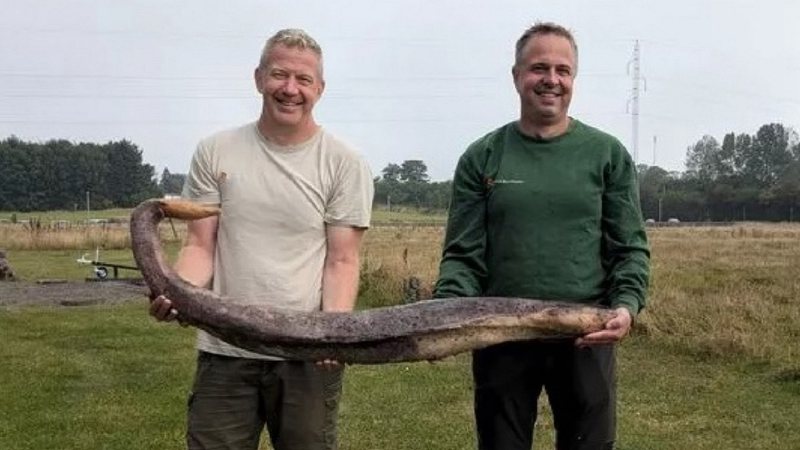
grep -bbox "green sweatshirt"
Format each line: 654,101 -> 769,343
434,119 -> 650,317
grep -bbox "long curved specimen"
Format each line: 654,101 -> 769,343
130,199 -> 616,364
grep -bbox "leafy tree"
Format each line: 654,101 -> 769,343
737,123 -> 794,188
399,160 -> 429,183
374,160 -> 440,211
733,133 -> 753,174
427,180 -> 453,210
159,168 -> 187,195
381,163 -> 402,182
769,161 -> 800,217
0,139 -> 35,211
0,137 -> 160,211
685,135 -> 733,184
637,165 -> 671,220
106,140 -> 159,206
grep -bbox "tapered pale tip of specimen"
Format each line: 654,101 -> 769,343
545,305 -> 616,333
158,199 -> 221,221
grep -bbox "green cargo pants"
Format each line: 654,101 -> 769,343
186,351 -> 343,450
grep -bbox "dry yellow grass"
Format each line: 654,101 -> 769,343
0,224 -> 131,251
643,224 -> 800,368
363,223 -> 800,369
363,225 -> 443,282
358,225 -> 444,306
0,222 -> 185,251
3,219 -> 798,369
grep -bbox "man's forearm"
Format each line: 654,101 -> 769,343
321,258 -> 360,312
170,215 -> 218,289
173,245 -> 215,288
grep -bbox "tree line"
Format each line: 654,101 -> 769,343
3,121 -> 799,221
639,122 -> 800,222
376,122 -> 800,222
372,160 -> 451,212
0,137 -> 175,212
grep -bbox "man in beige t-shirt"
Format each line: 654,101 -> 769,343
150,29 -> 373,450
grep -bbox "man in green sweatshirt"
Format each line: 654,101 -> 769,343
434,22 -> 650,450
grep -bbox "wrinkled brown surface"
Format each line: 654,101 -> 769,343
130,199 -> 616,364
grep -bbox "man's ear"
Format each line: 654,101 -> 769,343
318,79 -> 326,96
254,67 -> 264,94
511,65 -> 522,92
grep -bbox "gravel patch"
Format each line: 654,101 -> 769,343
0,280 -> 148,307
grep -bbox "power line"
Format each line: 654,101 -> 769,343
644,90 -> 794,116
0,72 -> 503,82
645,75 -> 800,105
0,117 -> 493,125
0,72 -> 241,81
0,71 -> 623,82
640,38 -> 800,75
0,26 -> 451,44
0,92 -> 495,100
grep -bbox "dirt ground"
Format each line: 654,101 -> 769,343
0,279 -> 148,307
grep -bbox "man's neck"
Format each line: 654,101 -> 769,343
257,117 -> 319,146
517,116 -> 571,140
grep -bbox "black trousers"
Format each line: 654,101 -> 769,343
472,341 -> 616,450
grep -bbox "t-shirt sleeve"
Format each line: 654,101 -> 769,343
182,140 -> 221,205
324,153 -> 374,228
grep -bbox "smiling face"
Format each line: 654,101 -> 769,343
512,33 -> 576,131
255,43 -> 325,139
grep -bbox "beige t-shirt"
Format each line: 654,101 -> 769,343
182,122 -> 374,358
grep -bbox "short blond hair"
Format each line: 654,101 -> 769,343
259,28 -> 323,76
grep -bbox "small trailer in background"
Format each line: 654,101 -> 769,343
77,249 -> 140,281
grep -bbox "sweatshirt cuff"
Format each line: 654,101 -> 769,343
610,295 -> 642,319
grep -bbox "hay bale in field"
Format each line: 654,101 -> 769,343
0,249 -> 17,282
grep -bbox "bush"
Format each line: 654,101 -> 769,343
357,264 -> 404,309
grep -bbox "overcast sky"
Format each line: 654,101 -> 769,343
2,0 -> 799,181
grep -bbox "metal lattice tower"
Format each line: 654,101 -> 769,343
653,135 -> 657,166
627,40 -> 644,165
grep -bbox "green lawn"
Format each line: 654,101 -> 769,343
1,303 -> 797,450
7,244 -> 181,282
8,249 -> 139,281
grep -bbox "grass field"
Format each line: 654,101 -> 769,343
371,207 -> 446,225
1,207 -> 132,223
1,221 -> 799,449
1,304 -> 797,450
1,206 -> 447,228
